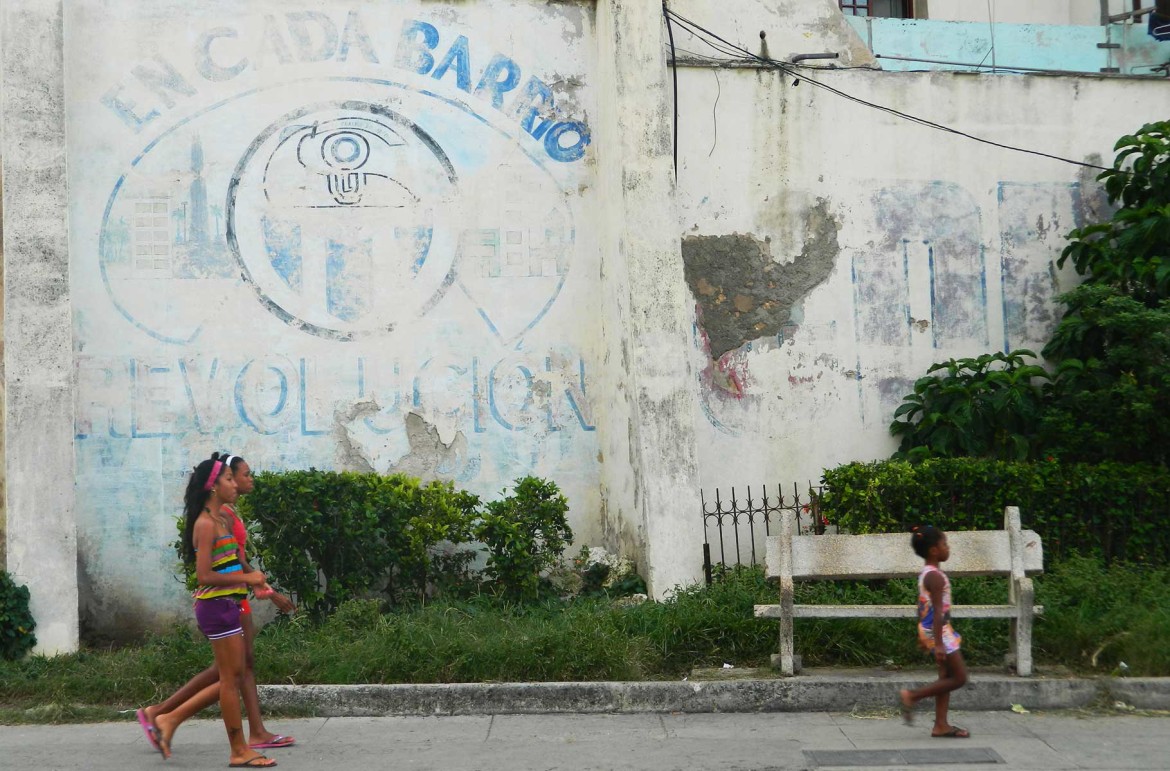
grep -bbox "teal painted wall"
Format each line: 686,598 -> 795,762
845,17 -> 1168,76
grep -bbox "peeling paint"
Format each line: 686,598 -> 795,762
332,398 -> 477,481
394,411 -> 475,480
333,398 -> 380,473
681,198 -> 841,361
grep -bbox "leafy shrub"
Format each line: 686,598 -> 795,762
234,471 -> 579,612
237,470 -> 480,614
475,477 -> 573,601
0,572 -> 37,660
889,350 -> 1049,461
819,458 -> 1170,564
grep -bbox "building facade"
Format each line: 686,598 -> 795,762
3,0 -> 1168,652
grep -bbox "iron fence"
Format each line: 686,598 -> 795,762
700,483 -> 824,584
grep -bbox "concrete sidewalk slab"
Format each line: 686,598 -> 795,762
3,712 -> 1170,770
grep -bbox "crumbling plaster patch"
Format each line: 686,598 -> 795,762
682,198 -> 840,361
333,399 -> 473,481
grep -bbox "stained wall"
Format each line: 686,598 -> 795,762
672,60 -> 1161,533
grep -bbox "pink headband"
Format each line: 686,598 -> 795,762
203,460 -> 223,491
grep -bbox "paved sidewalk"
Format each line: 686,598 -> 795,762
2,711 -> 1168,770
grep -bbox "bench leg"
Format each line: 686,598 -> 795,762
1011,577 -> 1035,677
779,612 -> 795,676
778,576 -> 795,676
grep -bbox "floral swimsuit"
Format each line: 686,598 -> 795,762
917,564 -> 962,655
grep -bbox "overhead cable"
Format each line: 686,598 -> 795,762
663,8 -> 1117,174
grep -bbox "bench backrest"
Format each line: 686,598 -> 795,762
763,506 -> 1043,581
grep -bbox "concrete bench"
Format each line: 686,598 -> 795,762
754,506 -> 1044,676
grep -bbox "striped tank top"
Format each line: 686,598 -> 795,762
193,532 -> 248,601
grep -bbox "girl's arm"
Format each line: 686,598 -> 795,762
924,571 -> 947,659
268,590 -> 296,613
193,516 -> 267,587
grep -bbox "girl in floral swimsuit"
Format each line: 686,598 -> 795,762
899,525 -> 970,739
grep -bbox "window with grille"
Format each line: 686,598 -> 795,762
840,0 -> 914,18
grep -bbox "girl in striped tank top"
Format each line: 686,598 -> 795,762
898,525 -> 970,739
141,454 -> 296,757
152,454 -> 275,768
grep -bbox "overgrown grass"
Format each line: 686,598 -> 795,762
1034,554 -> 1170,676
2,557 -> 1168,722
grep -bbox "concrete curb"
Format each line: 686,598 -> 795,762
258,676 -> 1170,716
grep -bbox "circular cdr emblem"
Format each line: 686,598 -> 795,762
227,101 -> 460,340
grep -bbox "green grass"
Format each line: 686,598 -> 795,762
2,556 -> 1168,722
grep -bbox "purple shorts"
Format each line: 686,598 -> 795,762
194,597 -> 244,641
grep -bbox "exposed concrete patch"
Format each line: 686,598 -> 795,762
333,399 -> 380,473
332,401 -> 474,480
395,411 -> 473,480
682,199 -> 840,361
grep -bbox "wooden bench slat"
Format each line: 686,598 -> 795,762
754,604 -> 1045,619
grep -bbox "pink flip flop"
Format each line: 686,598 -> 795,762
135,709 -> 160,752
249,735 -> 295,750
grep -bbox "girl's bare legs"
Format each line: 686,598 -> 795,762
241,612 -> 285,746
213,633 -> 274,766
900,651 -> 968,735
153,634 -> 273,766
144,664 -> 218,730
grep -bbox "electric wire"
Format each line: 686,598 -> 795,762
664,2 -> 680,179
663,8 -> 1118,174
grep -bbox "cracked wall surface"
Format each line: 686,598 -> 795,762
682,199 -> 840,361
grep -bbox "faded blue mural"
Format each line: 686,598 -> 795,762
70,3 -> 599,633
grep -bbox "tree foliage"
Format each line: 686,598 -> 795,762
889,350 -> 1048,461
1058,122 -> 1170,302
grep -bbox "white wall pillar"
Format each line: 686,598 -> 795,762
595,1 -> 705,598
1,0 -> 79,654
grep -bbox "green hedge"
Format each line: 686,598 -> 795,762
239,471 -> 480,613
818,458 -> 1170,564
234,471 -> 572,613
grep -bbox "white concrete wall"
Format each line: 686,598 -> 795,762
2,0 -> 80,654
673,62 -> 1164,538
926,0 -> 1113,25
593,1 -> 704,599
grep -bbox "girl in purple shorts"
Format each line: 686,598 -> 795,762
138,454 -> 295,756
151,453 -> 275,768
